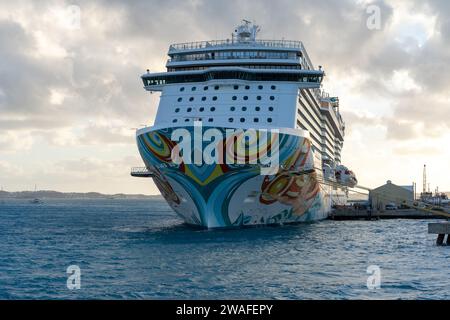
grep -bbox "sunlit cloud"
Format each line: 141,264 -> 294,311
0,0 -> 448,193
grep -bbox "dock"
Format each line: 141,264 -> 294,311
329,209 -> 445,221
428,222 -> 450,246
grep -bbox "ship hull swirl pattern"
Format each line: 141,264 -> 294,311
137,126 -> 331,228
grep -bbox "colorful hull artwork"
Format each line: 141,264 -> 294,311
137,126 -> 333,228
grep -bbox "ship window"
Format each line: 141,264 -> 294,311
240,118 -> 245,123
271,85 -> 276,90
187,107 -> 192,112
228,118 -> 234,123
245,85 -> 250,90
203,86 -> 208,91
180,87 -> 185,92
212,96 -> 218,101
202,97 -> 207,101
255,106 -> 260,111
258,85 -> 263,90
270,96 -> 275,100
189,97 -> 194,102
185,118 -> 189,122
214,85 -> 220,90
269,107 -> 274,112
242,107 -> 247,111
173,119 -> 178,123
234,85 -> 239,90
230,106 -> 236,111
175,108 -> 180,113
192,87 -> 197,91
210,107 -> 216,112
177,97 -> 182,102
243,96 -> 248,101
208,118 -> 213,123
257,96 -> 262,100
232,96 -> 237,101
267,118 -> 273,123
199,107 -> 205,112
254,118 -> 259,123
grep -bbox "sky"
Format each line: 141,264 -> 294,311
0,0 -> 449,195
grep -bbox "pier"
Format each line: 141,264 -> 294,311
428,222 -> 450,246
328,208 -> 445,221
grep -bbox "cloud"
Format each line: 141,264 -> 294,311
78,123 -> 135,145
0,0 -> 448,192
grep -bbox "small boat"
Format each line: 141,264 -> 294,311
30,198 -> 43,204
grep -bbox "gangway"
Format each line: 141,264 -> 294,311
130,167 -> 155,178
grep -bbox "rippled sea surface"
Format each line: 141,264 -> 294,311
0,198 -> 449,300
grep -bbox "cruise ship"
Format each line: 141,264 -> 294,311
132,21 -> 357,228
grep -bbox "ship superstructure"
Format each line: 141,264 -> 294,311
134,21 -> 357,228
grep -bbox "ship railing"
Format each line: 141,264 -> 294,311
130,167 -> 155,178
167,55 -> 300,63
169,39 -> 315,70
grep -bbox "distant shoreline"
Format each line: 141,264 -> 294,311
0,190 -> 160,200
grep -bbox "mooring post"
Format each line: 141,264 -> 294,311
436,234 -> 445,246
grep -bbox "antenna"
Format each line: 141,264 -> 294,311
423,164 -> 426,193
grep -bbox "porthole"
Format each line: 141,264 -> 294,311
202,97 -> 207,101
268,107 -> 274,112
242,107 -> 247,111
175,108 -> 180,113
271,85 -> 276,90
214,85 -> 219,90
243,96 -> 248,101
267,118 -> 273,123
210,107 -> 216,112
199,107 -> 205,112
192,87 -> 197,91
258,85 -> 263,90
185,118 -> 189,122
233,85 -> 239,90
203,86 -> 209,91
228,118 -> 234,123
208,118 -> 213,123
254,118 -> 259,123
212,96 -> 218,101
257,96 -> 262,101
180,87 -> 185,92
189,97 -> 194,102
230,106 -> 236,111
255,106 -> 260,111
240,118 -> 245,123
245,85 -> 250,90
177,97 -> 182,102
187,107 -> 192,112
232,96 -> 237,101
173,119 -> 178,123
270,96 -> 275,101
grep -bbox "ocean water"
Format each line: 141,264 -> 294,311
0,198 -> 449,300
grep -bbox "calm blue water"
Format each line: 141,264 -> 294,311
0,198 -> 449,300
